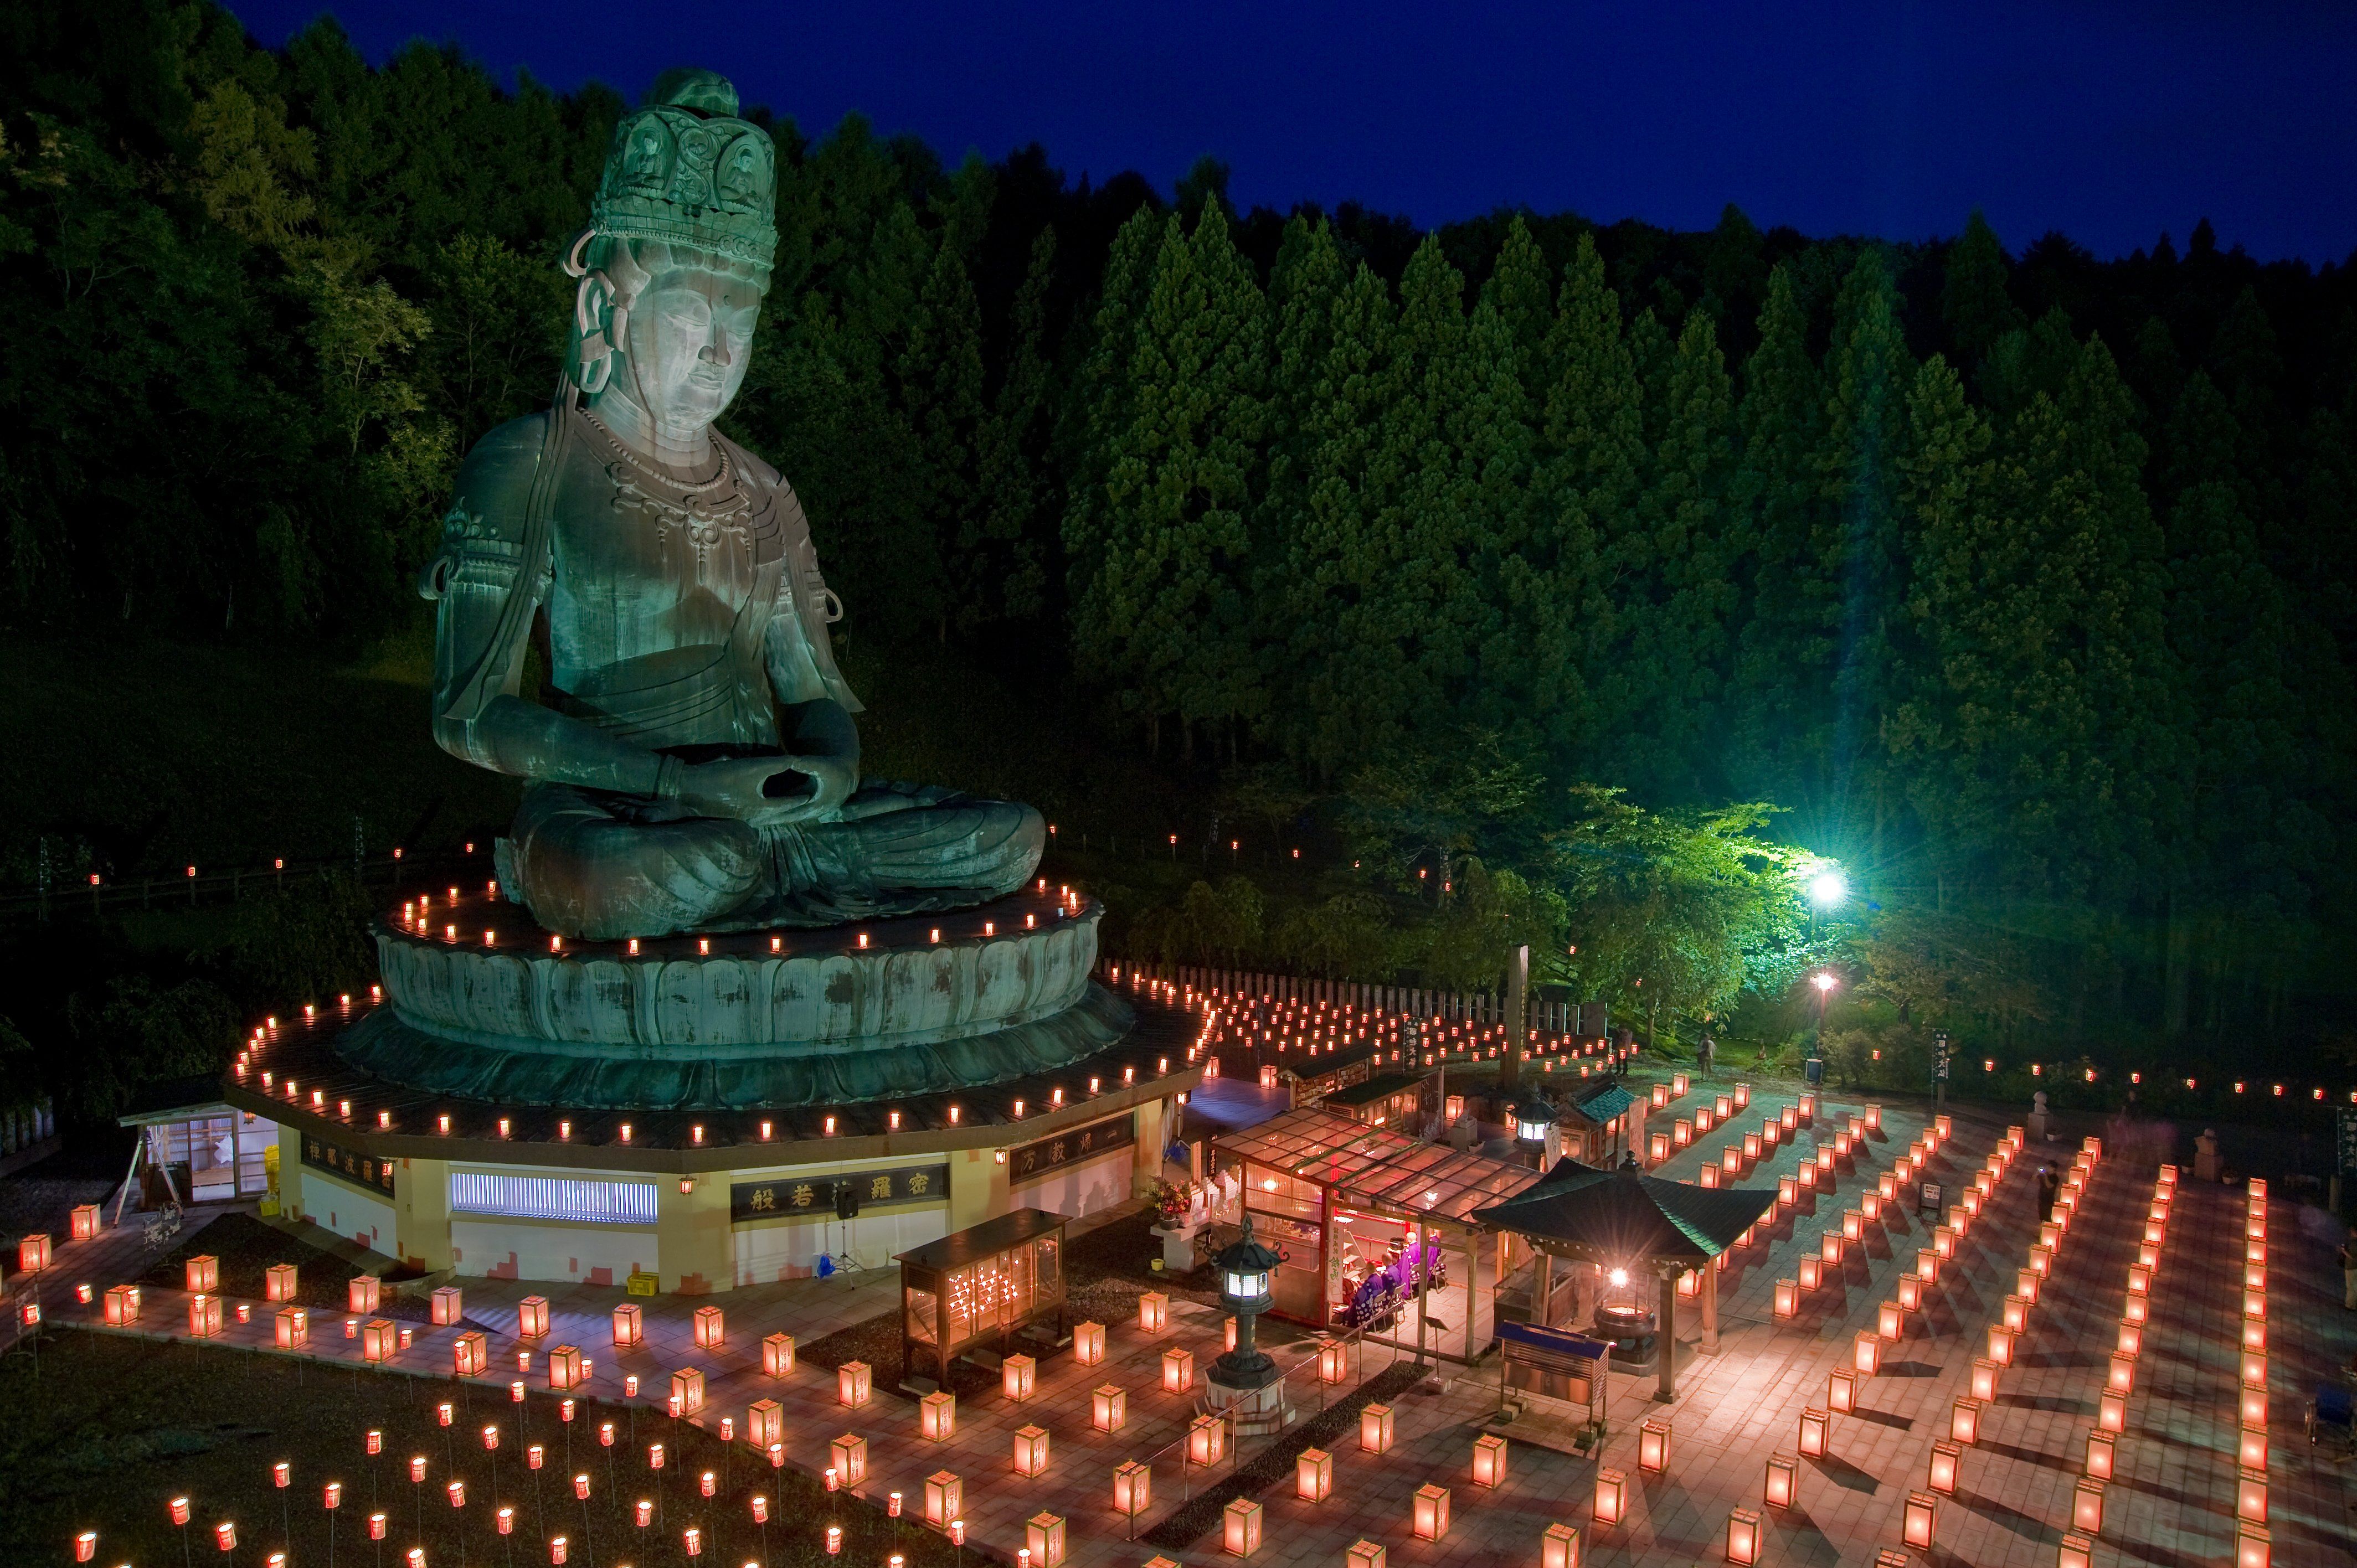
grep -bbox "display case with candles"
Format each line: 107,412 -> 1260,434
895,1210 -> 1068,1394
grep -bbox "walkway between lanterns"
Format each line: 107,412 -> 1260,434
0,1192 -> 228,1355
18,1098 -> 2357,1568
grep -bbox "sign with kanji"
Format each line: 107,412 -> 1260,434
2337,1106 -> 2357,1174
730,1163 -> 948,1224
301,1133 -> 397,1196
1007,1113 -> 1137,1184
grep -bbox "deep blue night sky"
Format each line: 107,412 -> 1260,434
222,0 -> 2357,263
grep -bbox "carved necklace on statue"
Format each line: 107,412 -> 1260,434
583,406 -> 737,497
583,408 -> 755,588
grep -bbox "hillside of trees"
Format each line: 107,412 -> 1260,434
4,1 -> 2356,1121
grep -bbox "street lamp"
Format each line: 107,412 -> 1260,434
1808,872 -> 1846,908
1807,972 -> 1837,1086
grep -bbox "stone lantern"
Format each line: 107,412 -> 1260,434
1205,1216 -> 1290,1435
1511,1094 -> 1558,1167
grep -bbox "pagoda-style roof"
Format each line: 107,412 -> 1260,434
1569,1080 -> 1637,1123
1321,1071 -> 1430,1110
1469,1155 -> 1776,1269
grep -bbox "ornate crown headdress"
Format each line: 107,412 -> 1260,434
586,68 -> 778,271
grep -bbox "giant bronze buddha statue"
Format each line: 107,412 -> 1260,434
422,69 -> 1041,941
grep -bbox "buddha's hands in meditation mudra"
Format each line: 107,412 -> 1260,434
421,70 -> 1040,941
666,748 -> 856,829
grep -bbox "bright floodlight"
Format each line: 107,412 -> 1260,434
1608,1267 -> 1629,1288
1813,972 -> 1837,993
1808,871 -> 1846,907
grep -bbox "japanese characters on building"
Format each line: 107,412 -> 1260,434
301,1133 -> 396,1195
729,1163 -> 950,1223
1007,1112 -> 1136,1183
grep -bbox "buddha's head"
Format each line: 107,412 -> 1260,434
568,69 -> 776,445
578,236 -> 764,441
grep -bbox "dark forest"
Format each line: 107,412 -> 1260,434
4,1 -> 2355,1126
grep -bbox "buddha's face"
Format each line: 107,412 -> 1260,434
619,262 -> 762,439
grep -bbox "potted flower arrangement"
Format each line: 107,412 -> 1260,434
1149,1179 -> 1200,1272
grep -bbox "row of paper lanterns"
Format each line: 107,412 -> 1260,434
1744,1120 -> 1993,1566
2231,1176 -> 2273,1568
1762,1109 -> 1928,1306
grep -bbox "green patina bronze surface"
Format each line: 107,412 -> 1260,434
419,67 -> 1042,942
338,966 -> 1133,1110
348,68 -> 1122,1111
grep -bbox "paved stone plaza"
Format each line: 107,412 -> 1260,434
10,1081 -> 2354,1567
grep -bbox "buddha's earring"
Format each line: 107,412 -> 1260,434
573,271 -> 625,394
563,229 -> 630,395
